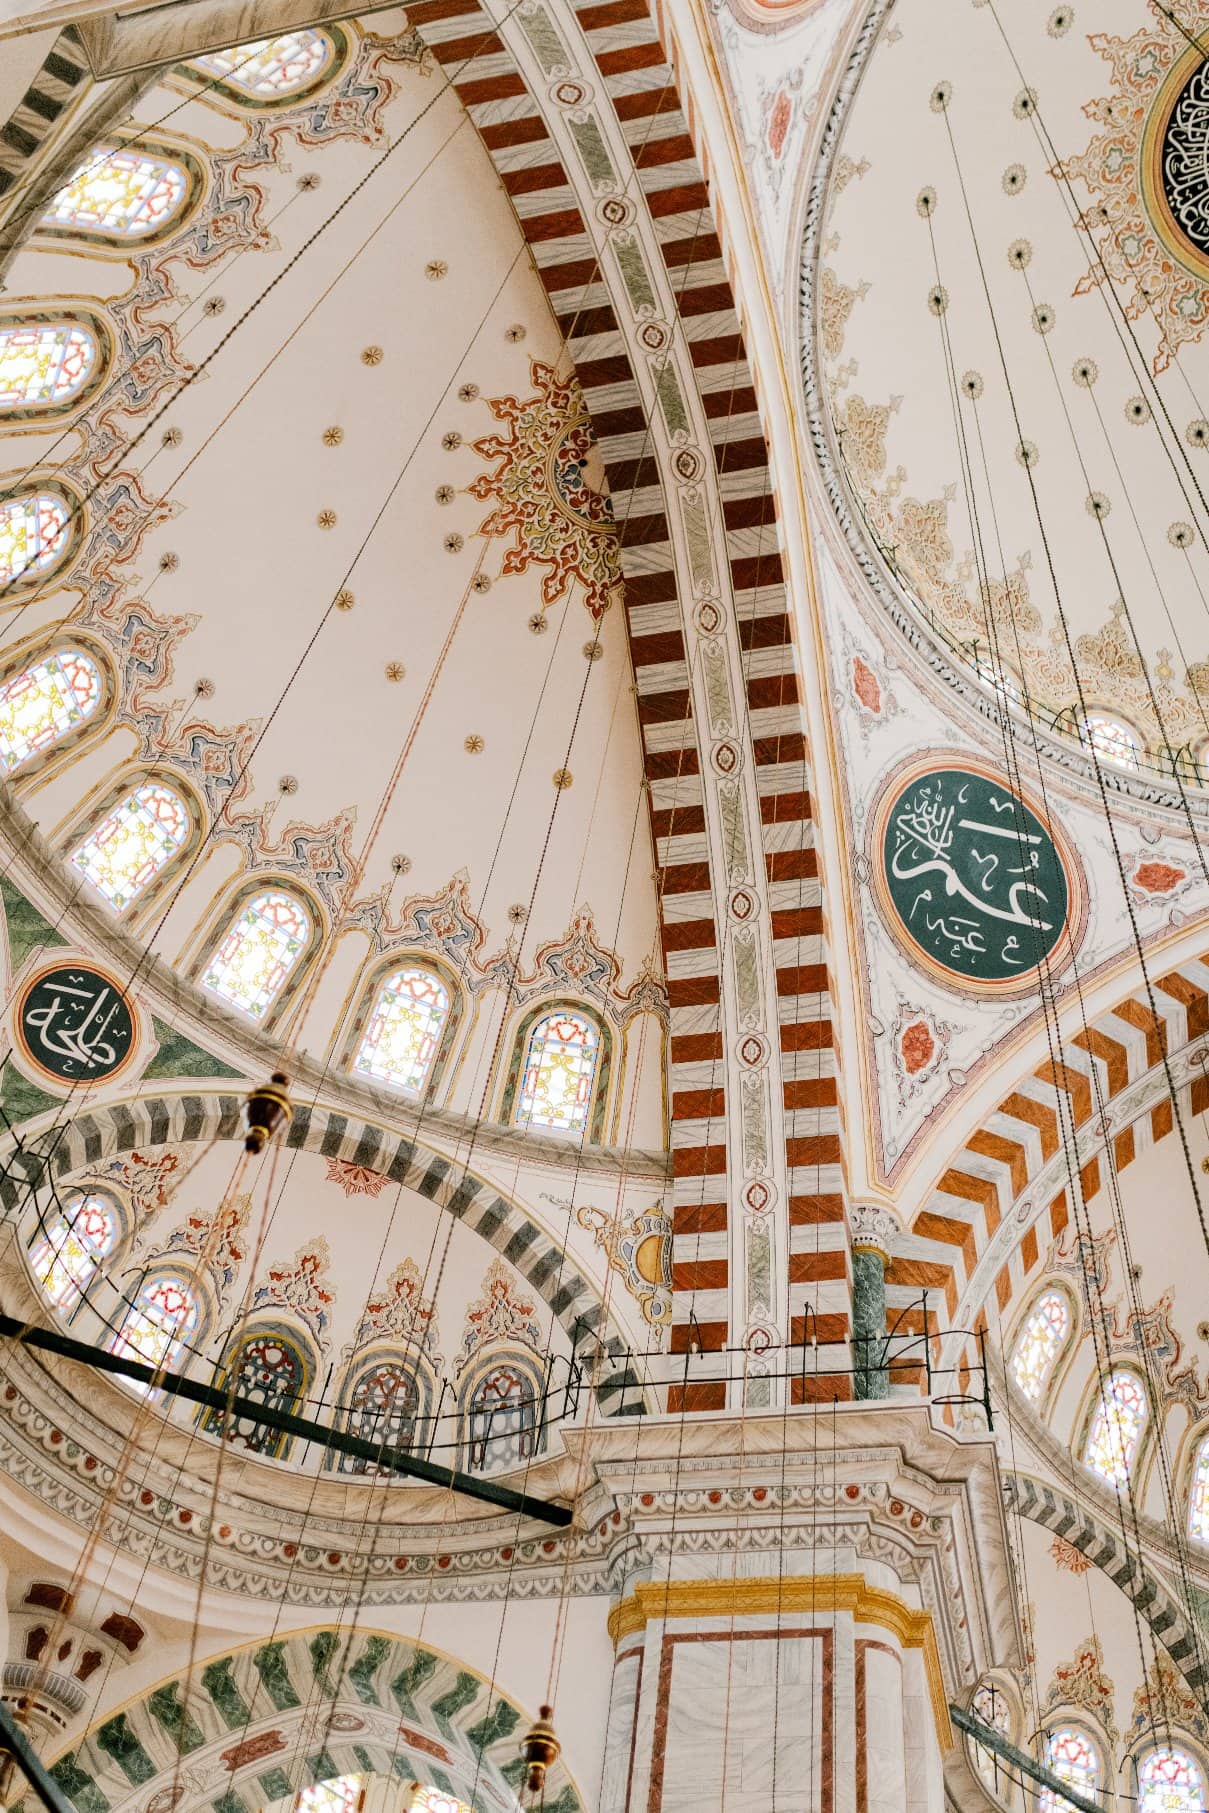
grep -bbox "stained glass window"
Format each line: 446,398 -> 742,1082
192,30 -> 332,97
0,648 -> 102,773
971,1682 -> 1014,1799
515,1007 -> 600,1134
43,147 -> 189,241
1137,1746 -> 1205,1813
30,1192 -> 118,1313
466,1360 -> 540,1472
202,1329 -> 308,1457
352,966 -> 450,1095
296,1779 -> 361,1813
1040,1728 -> 1102,1813
1078,712 -> 1141,770
69,780 -> 190,911
1190,1437 -> 1209,1542
1011,1290 -> 1070,1402
338,1359 -> 422,1474
410,1789 -> 473,1813
201,890 -> 310,1019
0,492 -> 70,589
1084,1369 -> 1149,1486
0,323 -> 96,412
109,1274 -> 198,1388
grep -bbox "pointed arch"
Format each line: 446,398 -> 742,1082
344,953 -> 463,1102
194,878 -> 321,1028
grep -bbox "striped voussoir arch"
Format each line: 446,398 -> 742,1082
406,0 -> 846,1395
893,960 -> 1209,1333
0,1089 -> 643,1413
0,27 -> 88,197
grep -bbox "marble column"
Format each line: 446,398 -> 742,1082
850,1207 -> 900,1401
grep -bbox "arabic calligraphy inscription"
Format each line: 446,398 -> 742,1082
17,964 -> 135,1082
879,767 -> 1069,985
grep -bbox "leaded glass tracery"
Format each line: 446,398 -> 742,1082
109,1274 -> 198,1387
69,780 -> 190,911
1084,1368 -> 1149,1486
1078,711 -> 1142,770
410,1789 -> 473,1813
30,1192 -> 118,1312
202,1329 -> 308,1457
0,323 -> 96,412
0,492 -> 70,589
1191,1437 -> 1209,1542
43,147 -> 189,241
1137,1746 -> 1204,1813
1040,1728 -> 1102,1813
296,1778 -> 361,1813
970,1682 -> 1014,1797
337,1358 -> 423,1473
352,966 -> 450,1095
514,1006 -> 600,1134
465,1359 -> 540,1473
201,890 -> 311,1019
0,648 -> 102,772
192,30 -> 332,97
1011,1289 -> 1070,1402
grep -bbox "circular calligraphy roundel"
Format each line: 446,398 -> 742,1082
1143,45 -> 1209,281
16,963 -> 137,1084
874,763 -> 1072,990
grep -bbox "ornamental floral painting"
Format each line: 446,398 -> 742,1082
468,359 -> 621,621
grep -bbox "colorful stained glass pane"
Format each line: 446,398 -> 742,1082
44,147 -> 188,240
467,1361 -> 539,1472
353,966 -> 450,1094
201,890 -> 310,1019
1079,711 -> 1141,769
1190,1438 -> 1209,1542
30,1192 -> 117,1312
296,1779 -> 360,1813
411,1790 -> 472,1813
0,323 -> 96,411
0,492 -> 70,588
515,1007 -> 599,1133
1138,1746 -> 1204,1813
70,781 -> 189,911
204,1330 -> 307,1456
970,1683 -> 1013,1796
1011,1290 -> 1070,1402
1040,1728 -> 1101,1813
0,648 -> 102,772
192,30 -> 332,97
339,1360 -> 421,1474
1084,1369 -> 1148,1486
109,1274 -> 198,1389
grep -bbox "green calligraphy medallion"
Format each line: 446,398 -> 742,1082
879,766 -> 1068,984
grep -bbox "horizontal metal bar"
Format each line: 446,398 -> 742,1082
0,1312 -> 572,1527
0,1697 -> 80,1813
949,1704 -> 1103,1813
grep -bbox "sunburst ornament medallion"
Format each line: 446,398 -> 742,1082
468,359 -> 621,620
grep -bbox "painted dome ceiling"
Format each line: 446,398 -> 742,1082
0,11 -> 663,1086
810,0 -> 1209,781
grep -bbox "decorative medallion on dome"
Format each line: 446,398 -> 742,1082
15,964 -> 136,1083
871,761 -> 1077,992
468,359 -> 620,621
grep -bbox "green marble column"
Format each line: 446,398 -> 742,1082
851,1206 -> 897,1401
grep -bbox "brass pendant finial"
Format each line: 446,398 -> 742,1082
521,1705 -> 560,1798
242,1072 -> 292,1154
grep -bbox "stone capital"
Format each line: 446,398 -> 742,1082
850,1202 -> 902,1260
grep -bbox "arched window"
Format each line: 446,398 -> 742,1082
970,1681 -> 1015,1799
0,321 -> 98,414
191,29 -> 333,98
513,1006 -> 601,1134
200,889 -> 311,1020
0,491 -> 71,590
0,648 -> 102,773
296,1779 -> 361,1813
1083,1368 -> 1149,1487
1136,1747 -> 1204,1813
410,1790 -> 473,1813
42,146 -> 189,242
69,779 -> 190,911
352,965 -> 451,1096
336,1356 -> 427,1474
1011,1289 -> 1070,1402
29,1191 -> 118,1313
1190,1436 -> 1209,1542
1078,711 -> 1141,770
201,1327 -> 310,1459
464,1355 -> 543,1473
109,1274 -> 199,1388
1040,1728 -> 1102,1813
